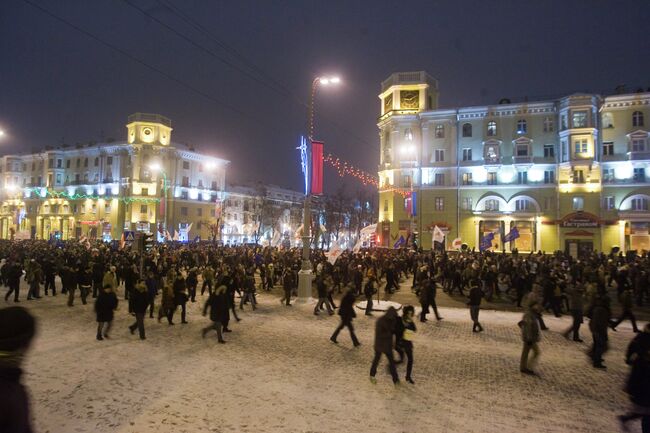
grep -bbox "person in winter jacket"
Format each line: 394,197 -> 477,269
562,284 -> 584,342
519,300 -> 542,375
369,306 -> 399,385
313,275 -> 334,316
280,269 -> 293,306
186,267 -> 199,302
102,266 -> 118,295
0,306 -> 37,433
395,305 -> 417,384
172,273 -> 189,324
364,277 -> 377,316
94,284 -> 118,341
129,280 -> 148,340
611,287 -> 640,333
467,279 -> 484,333
588,293 -> 611,369
158,283 -> 176,325
330,290 -> 360,347
202,285 -> 228,343
618,323 -> 650,433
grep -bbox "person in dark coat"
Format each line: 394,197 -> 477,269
369,306 -> 399,385
172,273 -> 189,324
61,265 -> 76,307
562,284 -> 584,342
4,261 -> 23,303
330,290 -> 360,347
313,275 -> 334,315
612,287 -> 640,333
129,280 -> 148,340
364,277 -> 376,316
519,299 -> 542,375
186,268 -> 199,303
619,323 -> 650,433
0,306 -> 37,433
77,265 -> 92,305
202,285 -> 227,343
467,279 -> 484,332
94,284 -> 118,340
588,294 -> 611,369
280,269 -> 293,306
395,305 -> 417,384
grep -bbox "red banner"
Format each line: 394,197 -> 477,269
311,140 -> 324,195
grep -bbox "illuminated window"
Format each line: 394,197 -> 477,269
140,205 -> 148,214
574,139 -> 588,155
633,111 -> 644,127
462,123 -> 472,137
515,199 -> 531,211
572,111 -> 588,128
572,170 -> 585,183
462,172 -> 473,185
487,121 -> 497,136
435,125 -> 444,138
516,119 -> 527,134
485,199 -> 499,211
434,197 -> 444,211
461,197 -> 473,210
543,117 -> 554,132
572,197 -> 584,210
487,172 -> 497,185
484,145 -> 499,163
603,168 -> 614,183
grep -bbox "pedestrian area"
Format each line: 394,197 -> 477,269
20,292 -> 643,433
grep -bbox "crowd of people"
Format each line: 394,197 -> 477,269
0,239 -> 649,432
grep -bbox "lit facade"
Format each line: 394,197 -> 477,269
0,113 -> 228,241
378,71 -> 650,255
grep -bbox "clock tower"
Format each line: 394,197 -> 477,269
126,113 -> 173,146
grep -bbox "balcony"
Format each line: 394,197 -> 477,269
628,151 -> 650,161
483,156 -> 501,166
513,155 -> 533,165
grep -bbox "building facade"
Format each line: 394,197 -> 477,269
221,183 -> 304,246
0,113 -> 228,241
378,71 -> 650,255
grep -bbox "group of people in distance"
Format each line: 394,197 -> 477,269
0,238 -> 649,432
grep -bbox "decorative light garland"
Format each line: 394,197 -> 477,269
322,153 -> 411,197
24,188 -> 160,204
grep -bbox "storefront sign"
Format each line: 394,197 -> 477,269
560,212 -> 600,228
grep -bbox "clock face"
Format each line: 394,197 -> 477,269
142,127 -> 153,136
400,90 -> 419,109
384,94 -> 393,113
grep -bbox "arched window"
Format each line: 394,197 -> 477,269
515,199 -> 531,212
485,199 -> 499,211
487,121 -> 497,136
516,119 -> 527,134
462,123 -> 472,137
633,111 -> 644,127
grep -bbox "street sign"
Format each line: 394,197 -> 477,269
124,230 -> 135,242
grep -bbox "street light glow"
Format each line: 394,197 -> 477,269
319,76 -> 341,86
148,162 -> 161,172
0,130 -> 5,137
329,76 -> 341,84
205,161 -> 216,171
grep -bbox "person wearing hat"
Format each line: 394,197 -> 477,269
467,278 -> 484,333
0,306 -> 37,433
330,289 -> 361,347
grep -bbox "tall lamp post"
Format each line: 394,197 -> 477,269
297,75 -> 340,300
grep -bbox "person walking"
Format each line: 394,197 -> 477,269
173,272 -> 189,324
330,289 -> 360,347
467,279 -> 484,333
157,282 -> 176,325
562,284 -> 584,342
77,265 -> 92,305
612,287 -> 640,333
589,293 -> 611,369
94,284 -> 118,341
618,323 -> 650,433
364,276 -> 376,316
202,285 -> 227,343
369,306 -> 399,385
129,279 -> 148,340
280,269 -> 293,306
395,305 -> 417,384
519,300 -> 542,375
313,275 -> 334,316
4,260 -> 23,303
0,306 -> 37,433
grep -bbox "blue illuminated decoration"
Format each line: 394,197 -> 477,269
297,136 -> 310,195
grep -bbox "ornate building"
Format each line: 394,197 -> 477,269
378,71 -> 650,255
0,113 -> 228,241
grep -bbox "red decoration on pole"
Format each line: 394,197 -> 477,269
311,140 -> 324,195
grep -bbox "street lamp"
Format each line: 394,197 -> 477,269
148,163 -> 167,239
298,75 -> 341,300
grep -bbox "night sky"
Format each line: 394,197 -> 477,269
1,0 -> 649,193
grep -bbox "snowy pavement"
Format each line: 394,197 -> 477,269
13,289 -> 644,433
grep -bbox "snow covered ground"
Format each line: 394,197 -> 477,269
14,288 -> 644,433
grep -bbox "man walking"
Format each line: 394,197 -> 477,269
520,300 -> 542,375
467,279 -> 484,332
330,289 -> 360,347
369,307 -> 399,385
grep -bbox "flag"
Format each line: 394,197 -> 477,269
186,223 -> 193,234
327,240 -> 343,265
193,235 -> 201,243
270,230 -> 281,247
479,232 -> 495,251
452,237 -> 462,250
310,140 -> 324,195
119,232 -> 126,250
393,235 -> 406,249
432,225 -> 445,244
503,227 -> 520,243
173,231 -> 179,241
352,239 -> 363,253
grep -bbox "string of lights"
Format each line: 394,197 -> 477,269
322,153 -> 412,197
24,188 -> 160,204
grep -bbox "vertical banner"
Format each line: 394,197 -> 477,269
409,191 -> 417,216
311,140 -> 324,195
